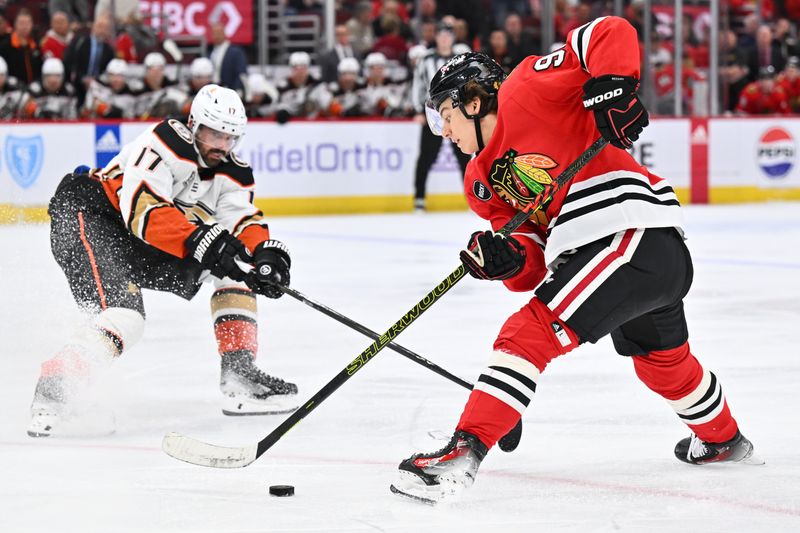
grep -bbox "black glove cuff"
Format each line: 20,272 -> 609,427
187,224 -> 224,263
582,75 -> 640,110
255,240 -> 291,267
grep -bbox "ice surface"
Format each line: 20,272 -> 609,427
1,204 -> 799,532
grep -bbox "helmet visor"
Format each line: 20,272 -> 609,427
424,99 -> 444,136
195,125 -> 242,153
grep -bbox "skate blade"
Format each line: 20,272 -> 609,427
27,414 -> 116,438
221,395 -> 300,416
741,452 -> 766,465
390,484 -> 438,506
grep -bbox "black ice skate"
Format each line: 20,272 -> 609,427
220,350 -> 299,415
390,430 -> 488,505
674,430 -> 764,465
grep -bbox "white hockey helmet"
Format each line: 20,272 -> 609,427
106,58 -> 128,76
0,56 -> 7,76
189,84 -> 247,150
337,57 -> 360,74
42,57 -> 65,76
365,52 -> 387,68
289,51 -> 311,67
144,52 -> 166,69
190,57 -> 214,78
248,72 -> 279,101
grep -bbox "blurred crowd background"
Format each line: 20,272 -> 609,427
1,0 -> 800,122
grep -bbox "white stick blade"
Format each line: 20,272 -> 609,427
162,432 -> 258,468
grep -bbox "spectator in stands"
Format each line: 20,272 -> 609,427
736,65 -> 790,115
24,57 -> 77,118
0,13 -> 10,41
40,11 -> 73,60
94,0 -> 140,22
327,57 -> 363,117
452,19 -> 470,47
83,58 -> 140,118
136,52 -> 186,118
484,29 -> 514,74
737,14 -> 759,51
346,1 -> 375,58
179,57 -> 214,115
49,0 -> 91,30
115,13 -> 156,63
372,0 -> 412,41
319,24 -> 358,83
208,20 -> 247,92
653,50 -> 704,115
244,72 -> 278,118
372,14 -> 408,62
274,51 -> 329,121
777,56 -> 800,112
141,52 -> 173,91
773,18 -> 800,63
720,61 -> 751,113
747,24 -> 786,80
0,8 -> 42,85
360,51 -> 404,116
63,13 -> 115,105
417,20 -> 437,48
560,1 -> 592,41
491,0 -> 531,32
0,55 -> 28,119
504,12 -> 537,67
411,0 -> 438,42
187,57 -> 213,96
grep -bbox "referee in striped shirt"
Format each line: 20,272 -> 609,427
411,23 -> 472,212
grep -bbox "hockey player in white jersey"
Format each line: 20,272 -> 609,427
28,84 -> 299,437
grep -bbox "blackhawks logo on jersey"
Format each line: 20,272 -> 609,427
488,149 -> 557,226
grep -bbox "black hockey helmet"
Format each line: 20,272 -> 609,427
425,52 -> 506,150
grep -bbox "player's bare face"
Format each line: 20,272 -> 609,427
195,125 -> 239,167
440,99 -> 478,154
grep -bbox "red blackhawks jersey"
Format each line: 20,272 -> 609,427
463,16 -> 683,290
94,119 -> 270,258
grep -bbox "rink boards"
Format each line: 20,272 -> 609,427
2,117 -> 800,223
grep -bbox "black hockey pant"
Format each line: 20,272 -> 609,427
48,173 -> 202,317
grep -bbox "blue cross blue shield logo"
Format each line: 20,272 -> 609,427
4,135 -> 44,189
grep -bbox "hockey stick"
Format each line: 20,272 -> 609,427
162,137 -> 608,468
275,283 -> 523,452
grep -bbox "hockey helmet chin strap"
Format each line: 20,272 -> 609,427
458,96 -> 492,153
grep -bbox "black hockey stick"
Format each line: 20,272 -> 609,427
275,283 -> 524,452
162,137 -> 608,468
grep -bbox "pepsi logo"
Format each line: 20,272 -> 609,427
756,127 -> 795,178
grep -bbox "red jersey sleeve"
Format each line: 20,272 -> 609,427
567,16 -> 641,79
464,160 -> 549,293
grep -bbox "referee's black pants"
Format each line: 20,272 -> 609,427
413,123 -> 472,203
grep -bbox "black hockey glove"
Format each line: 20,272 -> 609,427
185,224 -> 251,282
460,230 -> 526,281
245,240 -> 291,299
582,75 -> 649,149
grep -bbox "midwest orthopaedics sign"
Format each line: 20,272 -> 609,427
139,0 -> 252,44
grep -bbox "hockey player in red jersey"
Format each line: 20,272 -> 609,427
28,85 -> 299,437
391,16 -> 760,505
736,65 -> 791,115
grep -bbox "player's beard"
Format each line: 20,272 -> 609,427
203,148 -> 226,167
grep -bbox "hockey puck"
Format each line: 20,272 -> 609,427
269,485 -> 295,497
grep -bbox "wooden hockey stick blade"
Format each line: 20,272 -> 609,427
162,432 -> 257,468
